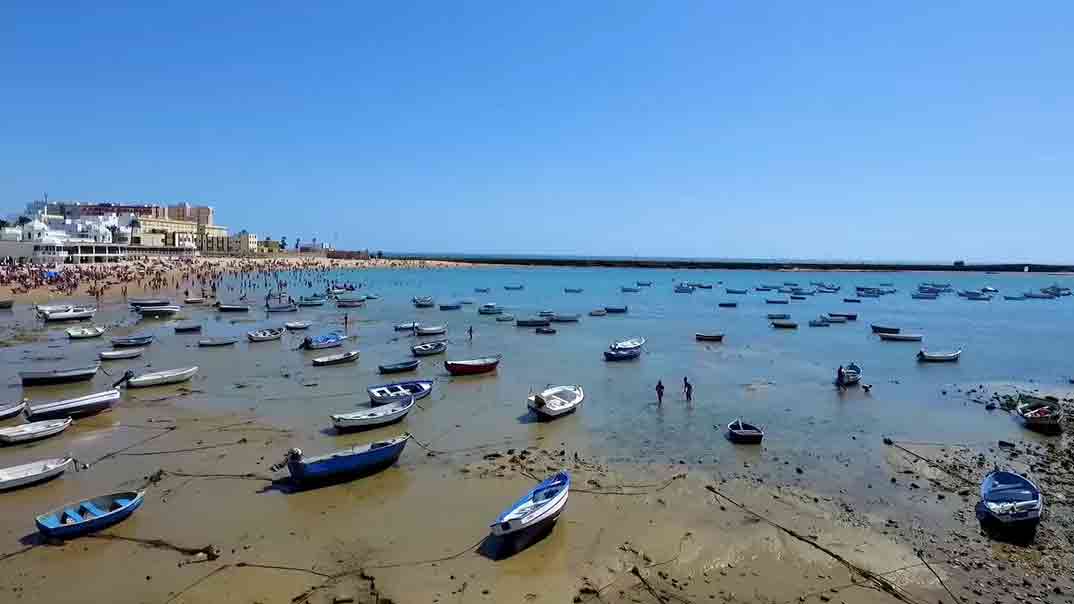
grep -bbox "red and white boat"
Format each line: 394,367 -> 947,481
444,355 -> 502,376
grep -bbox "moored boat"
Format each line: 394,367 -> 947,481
808,319 -> 830,327
66,325 -> 105,339
604,348 -> 641,361
917,349 -> 961,362
589,309 -> 607,317
870,324 -> 900,334
302,332 -> 346,350
331,397 -> 415,431
765,298 -> 789,305
439,303 -> 462,311
125,366 -> 198,388
610,336 -> 645,351
478,303 -> 503,315
718,302 -> 738,308
0,401 -> 27,420
674,284 -> 695,293
412,296 -> 435,308
527,385 -> 583,420
0,418 -> 72,444
516,317 -> 551,327
111,334 -> 154,348
394,321 -> 420,330
25,389 -> 120,420
564,288 -> 583,293
496,314 -> 515,322
285,320 -> 313,330
695,333 -> 724,342
298,295 -> 328,307
198,337 -> 238,347
35,491 -> 145,539
975,471 -> 1043,540
279,434 -> 409,485
475,287 -> 491,293
1015,395 -> 1063,432
411,340 -> 447,356
248,327 -> 285,342
726,419 -> 763,444
550,313 -> 580,322
843,298 -> 861,303
20,363 -> 100,386
535,326 -> 556,334
445,355 -> 502,376
313,350 -> 360,366
828,313 -> 857,320
726,288 -> 748,294
415,324 -> 447,336
621,286 -> 641,293
136,304 -> 182,318
490,471 -> 569,537
770,319 -> 798,329
378,359 -> 420,374
823,315 -> 847,323
184,297 -> 204,304
879,332 -> 923,342
42,306 -> 97,322
99,348 -> 144,360
266,303 -> 299,313
174,323 -> 202,333
766,313 -> 790,320
336,298 -> 365,308
504,285 -> 525,291
0,457 -> 74,491
216,303 -> 250,312
603,305 -> 628,314
368,380 -> 433,404
838,363 -> 862,386
128,298 -> 170,308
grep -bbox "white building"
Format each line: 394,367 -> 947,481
0,217 -> 127,264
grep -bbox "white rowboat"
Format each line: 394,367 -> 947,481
285,320 -> 312,330
0,457 -> 74,491
610,337 -> 645,351
0,402 -> 27,420
0,418 -> 73,444
99,348 -> 144,360
66,326 -> 105,339
313,350 -> 360,366
527,385 -> 584,419
127,366 -> 198,388
25,390 -> 120,420
917,349 -> 961,362
415,324 -> 447,336
248,328 -> 285,342
331,396 -> 415,431
879,333 -> 924,342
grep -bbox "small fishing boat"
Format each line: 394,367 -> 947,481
99,348 -> 143,361
0,401 -> 26,420
412,296 -> 435,308
313,350 -> 360,366
126,366 -> 198,388
621,286 -> 641,293
42,306 -> 97,322
870,324 -> 900,334
248,327 -> 285,342
415,324 -> 447,336
770,319 -> 798,329
604,305 -> 628,314
610,336 -> 645,351
174,322 -> 202,333
765,298 -> 789,305
216,303 -> 250,312
1003,295 -> 1026,301
0,418 -> 72,444
840,363 -> 862,386
718,302 -> 738,308
879,333 -> 923,342
128,298 -> 170,308
35,491 -> 145,539
504,285 -> 525,291
535,326 -> 556,334
975,471 -> 1043,539
111,334 -> 154,348
198,337 -> 238,347
439,303 -> 462,311
298,295 -> 327,307
36,303 -> 72,316
490,471 -> 569,537
766,313 -> 790,320
331,397 -> 415,431
367,380 -> 433,404
336,299 -> 365,309
285,320 -> 313,330
136,305 -> 182,318
20,363 -> 100,386
445,355 -> 502,376
394,321 -> 421,330
726,288 -> 748,294
604,348 -> 641,361
0,457 -> 74,491
378,359 -> 420,374
411,340 -> 447,356
564,288 -> 583,293
475,287 -> 491,293
550,313 -> 580,322
478,303 -> 503,315
280,434 -> 409,485
496,314 -> 515,322
823,315 -> 847,323
25,390 -> 120,420
695,333 -> 724,342
843,298 -> 861,303
674,284 -> 695,293
589,309 -> 607,317
828,312 -> 857,320
694,283 -> 713,289
66,326 -> 105,339
1015,395 -> 1063,432
516,318 -> 551,327
184,297 -> 204,304
537,310 -> 555,317
790,295 -> 806,301
636,281 -> 652,287
916,349 -> 960,362
527,385 -> 583,420
808,319 -> 830,327
302,332 -> 346,350
912,293 -> 939,300
1024,292 -> 1056,300
266,303 -> 299,313
726,419 -> 764,444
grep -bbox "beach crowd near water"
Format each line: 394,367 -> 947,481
0,257 -> 1072,604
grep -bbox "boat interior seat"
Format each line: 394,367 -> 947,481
114,498 -> 132,509
82,502 -> 108,517
62,508 -> 84,524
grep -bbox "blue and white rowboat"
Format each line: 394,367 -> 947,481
282,434 -> 409,484
490,471 -> 570,537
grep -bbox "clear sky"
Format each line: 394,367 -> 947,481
2,2 -> 1071,262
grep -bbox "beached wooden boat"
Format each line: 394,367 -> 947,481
111,334 -> 154,348
266,303 -> 299,312
588,309 -> 607,317
551,313 -> 581,322
20,363 -> 100,386
336,298 -> 365,308
564,288 -> 583,293
828,313 -> 857,321
765,298 -> 789,305
129,298 -> 170,308
870,324 -> 900,334
285,320 -> 313,330
394,321 -> 420,330
604,306 -> 628,314
35,491 -> 145,539
184,297 -> 204,304
331,397 -> 415,432
726,420 -> 763,444
610,336 -> 645,351
516,318 -> 551,327
248,327 -> 285,342
216,303 -> 250,312
766,313 -> 790,320
838,363 -> 862,386
527,386 -> 583,420
916,349 -> 960,362
411,340 -> 447,356
198,337 -> 238,347
298,295 -> 327,307
368,380 -> 433,404
378,359 -> 420,374
412,296 -> 435,308
770,319 -> 798,329
975,471 -> 1043,540
490,471 -> 569,537
302,332 -> 346,350
695,333 -> 724,342
439,303 -> 462,311
879,333 -> 923,342
415,324 -> 447,336
445,355 -> 501,376
718,302 -> 738,308
66,325 -> 105,339
174,322 -> 202,333
136,304 -> 182,318
0,457 -> 73,491
281,435 -> 409,485
26,389 -> 120,420
1015,395 -> 1062,432
126,367 -> 198,388
604,348 -> 641,361
0,401 -> 26,420
99,348 -> 143,361
0,418 -> 72,444
42,306 -> 97,322
313,350 -> 360,366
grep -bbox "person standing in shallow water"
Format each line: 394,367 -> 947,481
656,380 -> 664,404
683,377 -> 693,402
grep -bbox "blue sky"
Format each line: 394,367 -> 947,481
2,2 -> 1071,262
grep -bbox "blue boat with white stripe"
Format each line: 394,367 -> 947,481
302,331 -> 346,350
282,434 -> 409,485
35,491 -> 145,539
490,471 -> 570,537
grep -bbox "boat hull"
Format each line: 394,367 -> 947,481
20,365 -> 100,386
285,437 -> 408,485
445,357 -> 501,376
36,491 -> 144,539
